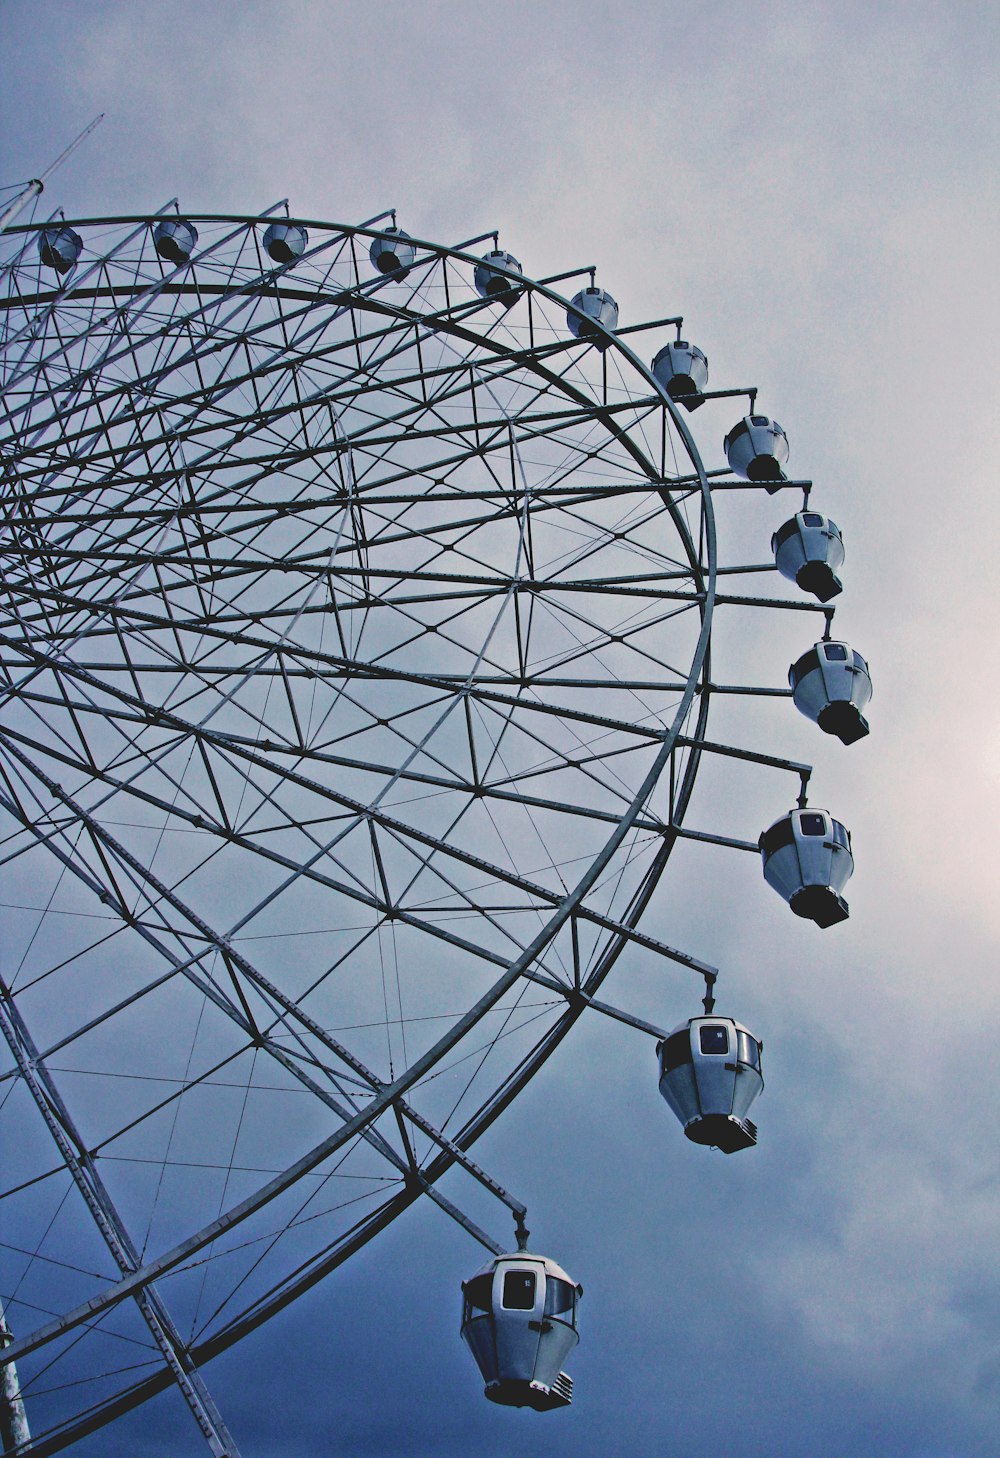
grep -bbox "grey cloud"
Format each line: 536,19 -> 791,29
0,0 -> 997,1453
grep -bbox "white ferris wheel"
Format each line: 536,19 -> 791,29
0,190 -> 869,1454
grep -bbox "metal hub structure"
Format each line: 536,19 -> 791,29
0,206 -> 829,1454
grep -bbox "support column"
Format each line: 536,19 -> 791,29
0,1303 -> 30,1455
0,980 -> 241,1458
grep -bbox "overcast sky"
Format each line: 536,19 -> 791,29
2,2 -> 998,1454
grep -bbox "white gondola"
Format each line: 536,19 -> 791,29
38,226 -> 82,275
461,1251 -> 581,1411
724,413 -> 789,487
153,218 -> 198,264
651,340 -> 709,411
657,1016 -> 763,1153
262,222 -> 308,264
772,510 -> 845,601
474,248 -> 524,307
790,641 -> 872,745
369,226 -> 416,279
759,808 -> 854,927
566,286 -> 618,349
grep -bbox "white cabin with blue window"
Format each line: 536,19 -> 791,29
461,1251 -> 581,1410
262,222 -> 308,263
790,641 -> 872,744
567,287 -> 618,349
657,1016 -> 763,1153
759,808 -> 854,927
724,413 -> 789,486
369,226 -> 416,279
772,511 -> 845,601
38,226 -> 82,275
651,340 -> 709,411
153,218 -> 198,264
474,249 -> 524,307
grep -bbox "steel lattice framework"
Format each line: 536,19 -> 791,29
0,206 -> 827,1455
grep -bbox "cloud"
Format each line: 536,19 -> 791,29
0,2 -> 997,1454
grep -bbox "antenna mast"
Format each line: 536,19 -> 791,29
0,113 -> 105,236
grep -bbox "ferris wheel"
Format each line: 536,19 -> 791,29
0,201 -> 869,1454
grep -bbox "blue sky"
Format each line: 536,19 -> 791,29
1,2 -> 998,1454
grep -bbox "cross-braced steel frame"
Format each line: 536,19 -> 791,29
0,206 -> 829,1454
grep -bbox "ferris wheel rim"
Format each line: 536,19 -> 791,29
0,208 -> 721,1447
